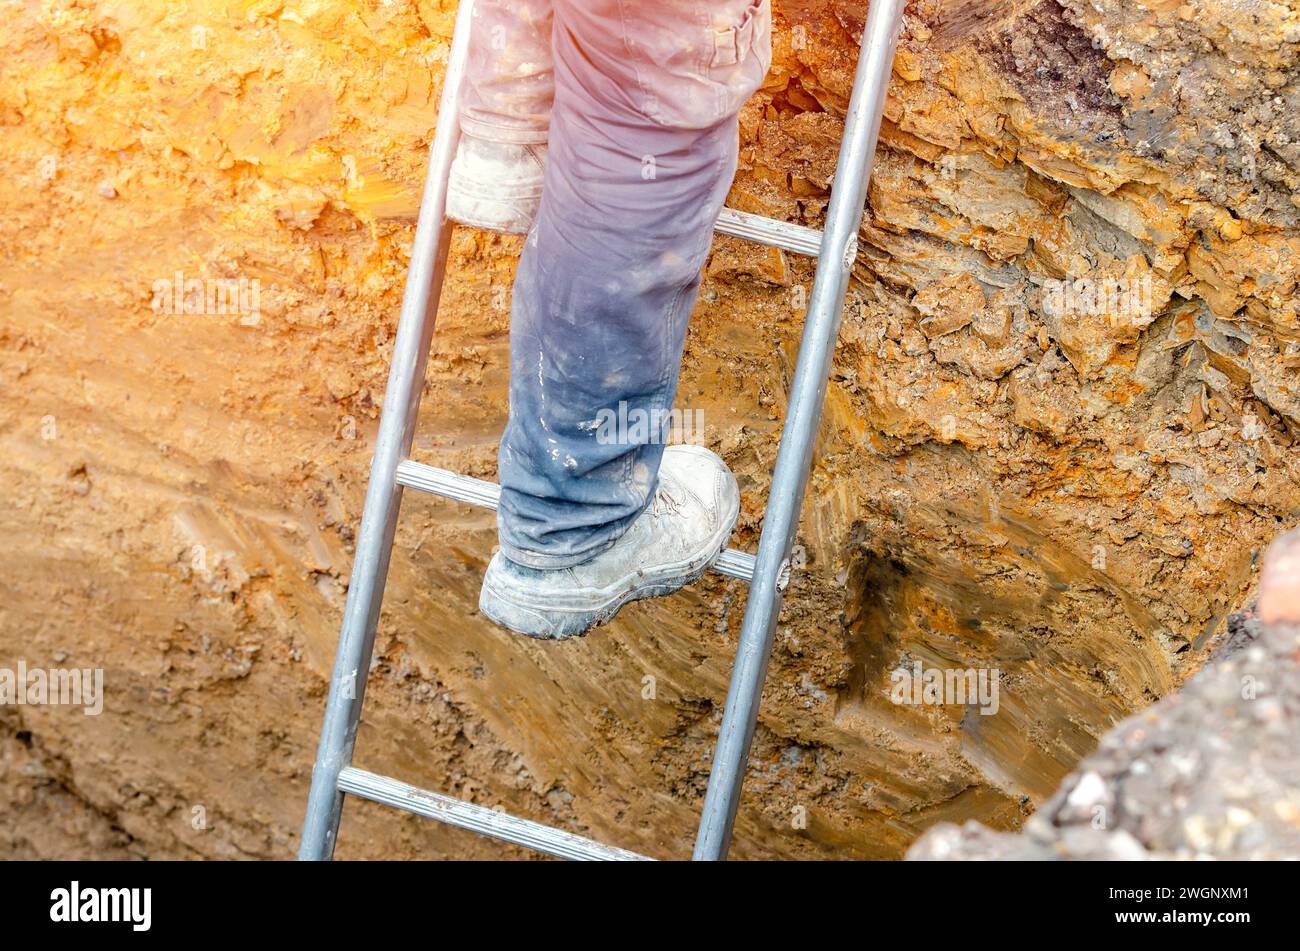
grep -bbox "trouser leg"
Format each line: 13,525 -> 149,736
496,0 -> 771,568
459,0 -> 554,145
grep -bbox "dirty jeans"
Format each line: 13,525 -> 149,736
461,0 -> 772,568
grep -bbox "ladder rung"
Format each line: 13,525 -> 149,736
712,548 -> 756,582
337,767 -> 652,861
397,459 -> 500,508
396,459 -> 757,583
714,207 -> 823,257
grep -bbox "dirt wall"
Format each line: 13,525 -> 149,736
1,0 -> 1297,859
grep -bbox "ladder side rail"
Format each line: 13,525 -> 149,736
298,0 -> 478,861
691,0 -> 905,861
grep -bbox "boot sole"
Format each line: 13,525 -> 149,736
445,191 -> 540,235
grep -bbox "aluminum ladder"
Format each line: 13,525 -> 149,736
299,0 -> 903,862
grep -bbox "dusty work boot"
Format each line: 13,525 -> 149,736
479,445 -> 741,639
446,134 -> 546,234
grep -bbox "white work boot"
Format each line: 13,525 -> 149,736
479,445 -> 741,639
446,134 -> 546,235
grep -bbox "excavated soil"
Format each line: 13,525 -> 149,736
1,0 -> 1298,859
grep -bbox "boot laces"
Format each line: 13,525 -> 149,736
649,479 -> 685,519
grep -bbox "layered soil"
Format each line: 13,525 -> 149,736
1,0 -> 1297,859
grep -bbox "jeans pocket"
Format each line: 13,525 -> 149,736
709,0 -> 765,69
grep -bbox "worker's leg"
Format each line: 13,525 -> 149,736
482,1 -> 770,637
459,0 -> 553,144
449,0 -> 554,232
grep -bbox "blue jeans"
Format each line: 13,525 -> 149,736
461,0 -> 771,568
